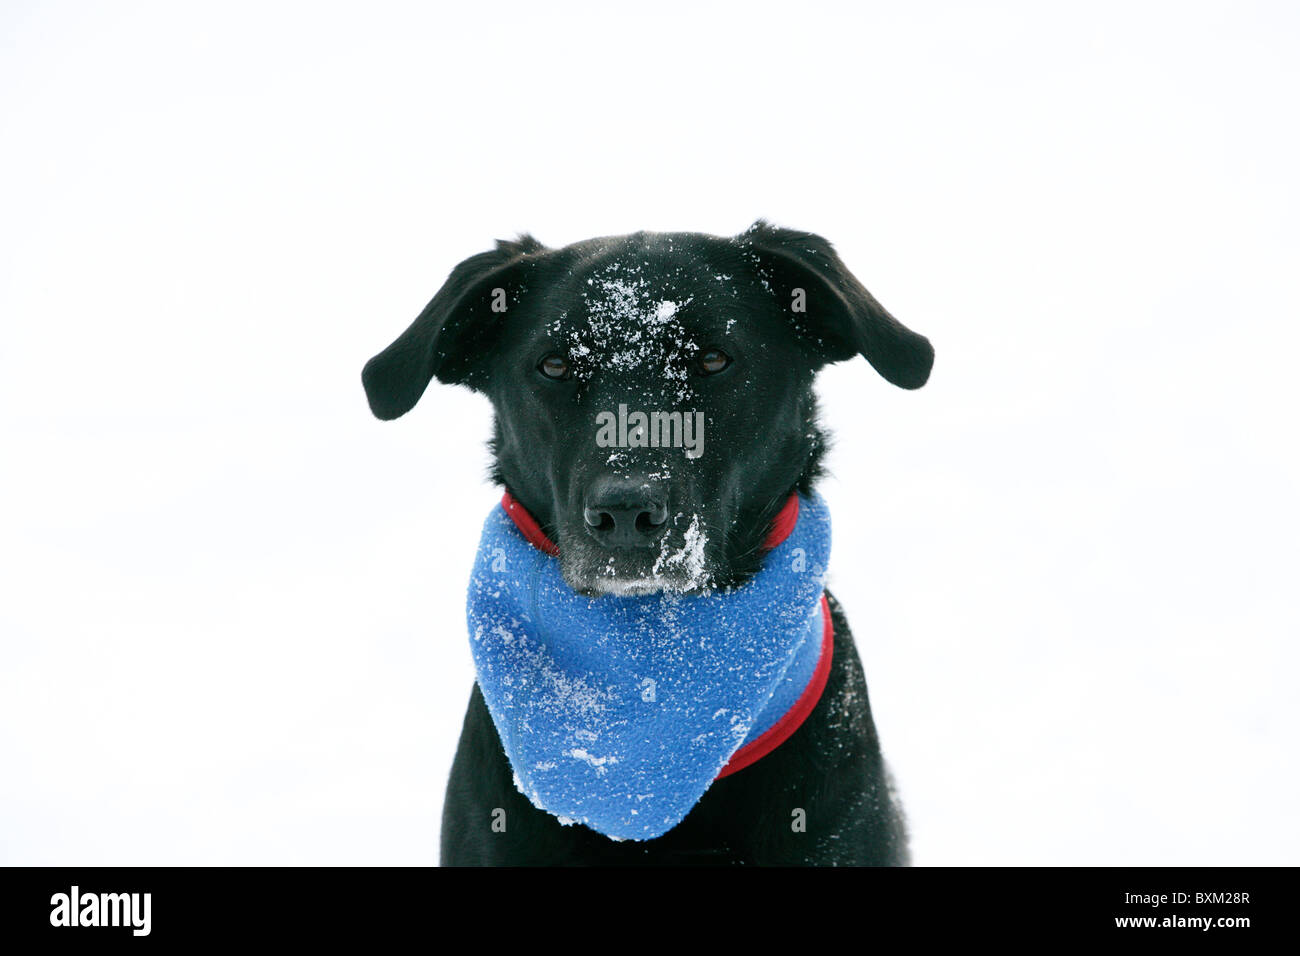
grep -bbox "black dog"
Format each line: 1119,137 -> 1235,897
362,221 -> 933,865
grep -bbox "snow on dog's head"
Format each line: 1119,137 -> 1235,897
362,222 -> 934,595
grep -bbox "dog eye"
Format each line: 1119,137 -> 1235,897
697,348 -> 731,375
538,354 -> 571,380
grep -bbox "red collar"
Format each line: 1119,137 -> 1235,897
497,490 -> 832,780
501,491 -> 802,553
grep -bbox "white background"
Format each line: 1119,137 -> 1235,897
2,1 -> 1296,865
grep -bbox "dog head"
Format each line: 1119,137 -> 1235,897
363,221 -> 932,596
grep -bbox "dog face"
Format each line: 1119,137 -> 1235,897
363,221 -> 932,595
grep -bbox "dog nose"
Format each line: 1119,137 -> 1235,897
583,478 -> 669,548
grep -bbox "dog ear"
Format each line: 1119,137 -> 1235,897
361,236 -> 547,420
737,221 -> 934,388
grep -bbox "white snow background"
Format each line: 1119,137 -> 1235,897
2,1 -> 1296,865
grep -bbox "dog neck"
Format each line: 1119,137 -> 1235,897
466,491 -> 835,841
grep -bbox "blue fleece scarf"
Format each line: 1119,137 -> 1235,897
465,492 -> 831,841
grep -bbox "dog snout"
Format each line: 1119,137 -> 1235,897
583,477 -> 669,548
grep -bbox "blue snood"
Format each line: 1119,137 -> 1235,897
465,491 -> 833,841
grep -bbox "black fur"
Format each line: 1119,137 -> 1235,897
362,221 -> 932,865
